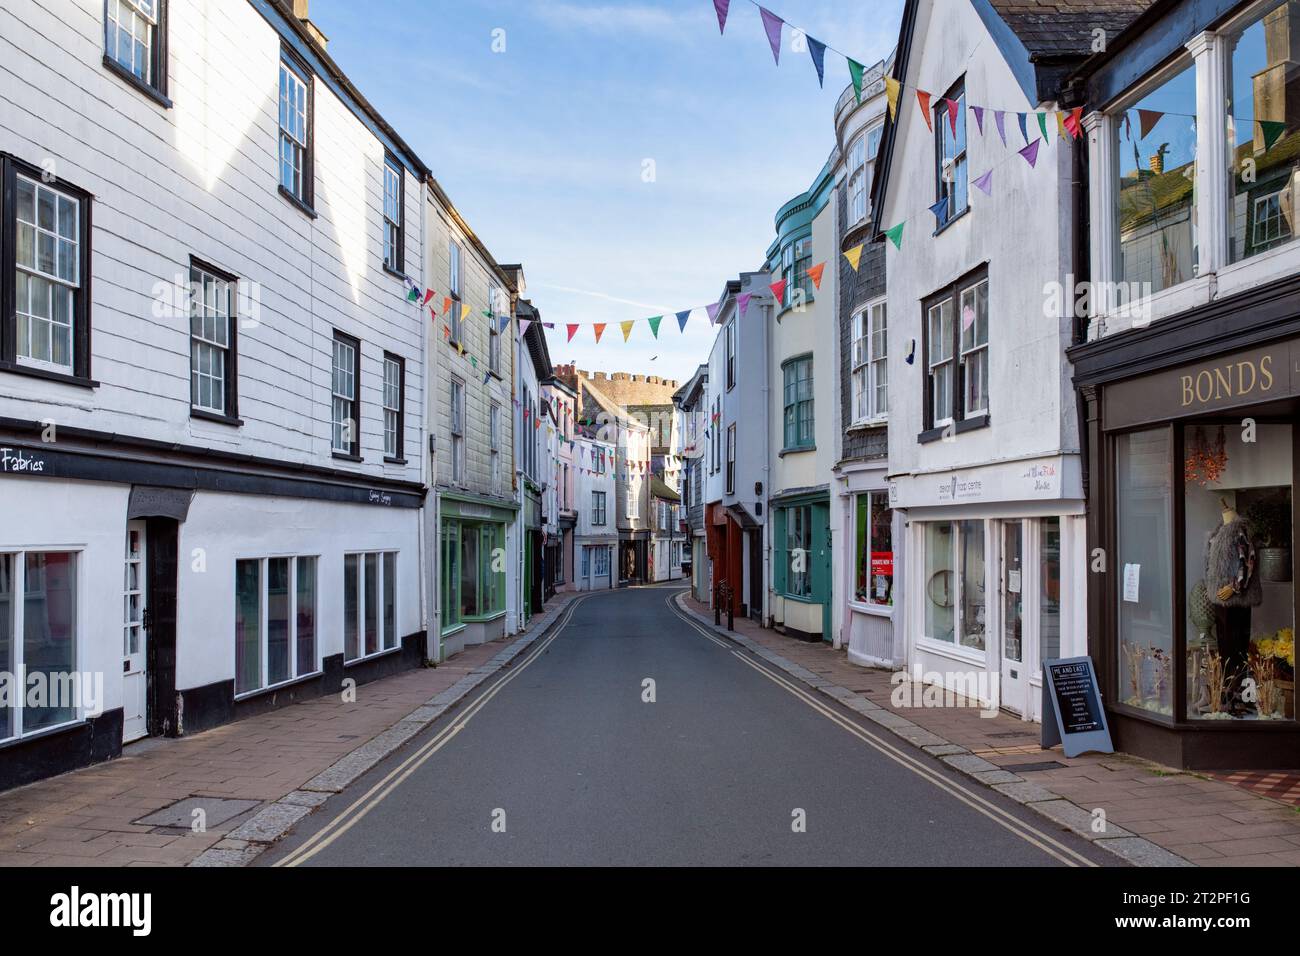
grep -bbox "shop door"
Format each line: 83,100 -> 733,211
1000,521 -> 1027,715
122,521 -> 148,743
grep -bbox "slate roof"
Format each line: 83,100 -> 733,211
988,0 -> 1156,59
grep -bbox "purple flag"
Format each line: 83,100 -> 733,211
676,310 -> 691,332
1018,139 -> 1041,168
706,302 -> 722,324
759,7 -> 783,65
971,106 -> 985,135
994,110 -> 1007,146
973,169 -> 993,195
518,318 -> 533,339
737,292 -> 753,317
713,0 -> 729,34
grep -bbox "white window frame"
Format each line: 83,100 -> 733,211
233,555 -> 319,698
383,355 -> 402,459
278,57 -> 310,202
450,377 -> 466,484
342,551 -> 399,664
15,173 -> 80,375
190,264 -> 233,416
490,401 -> 502,489
927,299 -> 955,427
331,335 -> 357,455
1252,189 -> 1292,250
382,157 -> 403,274
0,550 -> 81,742
850,298 -> 888,425
959,279 -> 989,418
449,239 -> 463,305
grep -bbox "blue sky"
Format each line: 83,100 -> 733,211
313,0 -> 904,383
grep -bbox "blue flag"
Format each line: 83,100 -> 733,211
929,196 -> 949,225
676,310 -> 691,333
807,37 -> 827,88
1017,112 -> 1029,144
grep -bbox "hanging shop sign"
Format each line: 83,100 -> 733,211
1041,656 -> 1114,757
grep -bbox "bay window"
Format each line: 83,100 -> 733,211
781,235 -> 813,308
234,555 -> 317,696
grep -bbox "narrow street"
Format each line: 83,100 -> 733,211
263,586 -> 1115,867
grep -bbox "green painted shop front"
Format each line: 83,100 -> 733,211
772,492 -> 832,641
439,493 -> 515,656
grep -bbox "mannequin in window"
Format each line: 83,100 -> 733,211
1205,496 -> 1262,712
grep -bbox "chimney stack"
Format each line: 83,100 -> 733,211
290,0 -> 329,49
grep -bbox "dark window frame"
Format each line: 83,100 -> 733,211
919,263 -> 991,442
382,351 -> 405,463
381,152 -> 405,278
725,320 -> 736,390
0,153 -> 96,387
725,423 -> 736,494
277,45 -> 316,216
188,256 -> 241,425
331,329 -> 361,461
101,0 -> 171,108
933,75 -> 968,231
592,490 -> 607,526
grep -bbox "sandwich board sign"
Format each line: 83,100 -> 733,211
1041,656 -> 1114,757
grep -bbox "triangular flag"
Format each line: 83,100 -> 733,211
457,341 -> 465,356
647,315 -> 663,338
759,7 -> 783,65
675,310 -> 691,332
422,289 -> 435,307
498,315 -> 511,334
807,37 -> 826,88
843,244 -> 864,271
995,110 -> 1007,146
884,76 -> 900,119
713,0 -> 729,34
769,278 -> 788,303
442,325 -> 450,339
620,320 -> 635,342
470,356 -> 477,369
945,98 -> 960,136
1137,109 -> 1163,139
1037,112 -> 1050,143
973,169 -> 993,195
1063,107 -> 1083,139
972,106 -> 985,135
1055,111 -> 1070,142
706,302 -> 722,324
593,323 -> 606,343
1260,120 -> 1286,151
737,292 -> 752,317
1018,138 -> 1041,167
461,303 -> 471,323
406,287 -> 420,303
1017,112 -> 1029,144
518,318 -> 532,339
807,262 -> 825,290
884,222 -> 904,250
443,296 -> 452,316
483,371 -> 491,385
849,59 -> 866,104
929,196 -> 949,224
917,90 -> 933,131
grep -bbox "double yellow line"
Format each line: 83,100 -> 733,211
275,594 -> 590,867
668,594 -> 1099,868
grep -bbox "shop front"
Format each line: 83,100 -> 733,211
893,455 -> 1087,719
439,493 -> 514,658
835,462 -> 900,665
1074,321 -> 1300,769
771,491 -> 832,641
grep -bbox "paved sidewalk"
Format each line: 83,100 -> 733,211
680,593 -> 1300,867
0,592 -> 581,867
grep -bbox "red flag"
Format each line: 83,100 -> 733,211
422,289 -> 436,307
1064,106 -> 1084,139
567,324 -> 579,342
807,262 -> 825,289
917,91 -> 933,131
443,296 -> 452,316
945,98 -> 959,136
1137,109 -> 1163,139
593,323 -> 606,343
769,278 -> 788,302
442,325 -> 450,339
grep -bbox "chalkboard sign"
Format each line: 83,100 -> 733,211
1041,656 -> 1114,757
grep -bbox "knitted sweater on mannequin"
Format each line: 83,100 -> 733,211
1205,516 -> 1262,608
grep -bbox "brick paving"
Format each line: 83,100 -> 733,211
683,594 -> 1300,867
0,594 -> 579,867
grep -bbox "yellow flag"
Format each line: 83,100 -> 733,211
620,320 -> 635,342
885,77 -> 900,122
844,244 -> 864,272
460,303 -> 471,322
1055,111 -> 1069,141
457,341 -> 465,356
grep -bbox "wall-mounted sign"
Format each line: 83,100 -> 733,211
891,455 -> 1081,509
1041,657 -> 1114,757
0,446 -> 48,474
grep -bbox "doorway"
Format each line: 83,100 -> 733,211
1000,520 -> 1027,715
145,518 -> 179,738
122,521 -> 148,743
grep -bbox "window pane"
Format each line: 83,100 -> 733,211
364,553 -> 379,655
266,558 -> 290,686
0,556 -> 12,739
959,520 -> 986,650
344,554 -> 359,660
1114,63 -> 1198,294
235,559 -> 261,695
22,553 -> 77,730
383,552 -> 397,649
924,523 -> 955,642
869,492 -> 893,606
460,529 -> 479,618
1040,518 -> 1061,663
296,557 -> 316,676
1117,428 -> 1173,716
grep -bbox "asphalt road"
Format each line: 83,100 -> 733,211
262,585 -> 1118,867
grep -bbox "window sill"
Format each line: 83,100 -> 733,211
0,716 -> 87,751
916,636 -> 987,665
344,646 -> 402,667
279,185 -> 318,220
0,361 -> 98,389
462,610 -> 507,623
847,417 -> 887,433
384,456 -> 408,466
932,205 -> 970,237
917,413 -> 989,444
382,264 -> 409,283
777,591 -> 819,604
234,669 -> 323,702
332,451 -> 363,463
102,55 -> 172,109
778,445 -> 816,457
849,600 -> 893,617
191,408 -> 243,427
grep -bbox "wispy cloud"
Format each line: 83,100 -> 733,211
531,283 -> 674,314
530,2 -> 708,37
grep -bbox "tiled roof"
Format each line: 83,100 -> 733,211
988,0 -> 1155,57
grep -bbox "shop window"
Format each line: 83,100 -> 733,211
234,555 -> 318,696
441,523 -> 460,632
344,551 -> 398,661
1116,428 -> 1175,716
0,551 -> 79,739
1112,60 -> 1198,295
922,521 -> 985,649
854,492 -> 893,606
778,505 -> 813,599
1183,423 -> 1293,720
1227,0 -> 1300,263
1040,517 -> 1061,663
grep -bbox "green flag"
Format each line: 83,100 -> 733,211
1037,112 -> 1049,143
1260,120 -> 1287,151
647,315 -> 663,338
884,222 -> 904,250
848,58 -> 865,103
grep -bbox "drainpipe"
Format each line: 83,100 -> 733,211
1068,82 -> 1091,505
761,297 -> 773,627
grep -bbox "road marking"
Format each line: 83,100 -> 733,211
662,591 -> 730,647
670,598 -> 1099,868
275,595 -> 591,867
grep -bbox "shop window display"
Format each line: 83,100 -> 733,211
1184,423 -> 1294,720
923,521 -> 985,650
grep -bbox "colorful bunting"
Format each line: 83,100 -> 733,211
884,222 -> 904,250
737,292 -> 753,317
1055,110 -> 1069,142
1036,111 -> 1049,143
1260,120 -> 1286,151
713,0 -> 729,34
994,110 -> 1007,146
706,302 -> 722,324
928,196 -> 949,224
406,287 -> 420,303
421,289 -> 436,307
807,36 -> 826,88
1017,112 -> 1029,144
849,59 -> 866,105
972,105 -> 985,136
917,90 -> 933,131
518,318 -> 532,339
593,323 -> 606,343
443,296 -> 452,316
1137,109 -> 1163,139
1063,107 -> 1083,139
807,262 -> 825,290
460,303 -> 471,323
676,310 -> 692,332
884,76 -> 900,120
973,169 -> 993,195
769,278 -> 788,302
620,320 -> 635,342
1018,138 -> 1041,168
759,7 -> 783,65
843,244 -> 864,271
945,98 -> 960,136
647,315 -> 663,338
